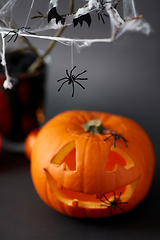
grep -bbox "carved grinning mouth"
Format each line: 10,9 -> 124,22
44,141 -> 139,209
45,169 -> 139,209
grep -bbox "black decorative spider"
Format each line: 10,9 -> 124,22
96,0 -> 122,24
3,27 -> 36,43
57,66 -> 88,97
100,191 -> 128,215
96,0 -> 110,24
103,130 -> 129,148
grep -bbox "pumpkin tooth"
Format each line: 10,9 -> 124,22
65,164 -> 70,171
72,199 -> 79,207
106,163 -> 118,173
61,162 -> 71,171
61,162 -> 67,170
112,164 -> 117,172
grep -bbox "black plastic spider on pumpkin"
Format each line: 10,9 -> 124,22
57,66 -> 88,97
100,191 -> 128,215
3,27 -> 36,43
103,130 -> 129,148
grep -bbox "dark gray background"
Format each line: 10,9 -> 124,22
0,0 -> 160,239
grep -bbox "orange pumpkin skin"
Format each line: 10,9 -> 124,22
24,128 -> 39,160
30,110 -> 155,218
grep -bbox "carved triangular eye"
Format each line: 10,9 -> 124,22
51,141 -> 76,171
106,147 -> 134,172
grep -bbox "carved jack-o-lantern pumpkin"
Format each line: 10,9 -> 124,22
27,110 -> 155,218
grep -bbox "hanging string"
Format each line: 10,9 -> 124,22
1,32 -> 6,66
24,0 -> 35,28
71,42 -> 74,69
1,32 -> 15,89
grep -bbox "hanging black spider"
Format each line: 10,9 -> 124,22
3,27 -> 36,43
100,191 -> 128,215
103,130 -> 129,147
57,66 -> 88,97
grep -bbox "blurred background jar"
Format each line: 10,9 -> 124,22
0,49 -> 46,151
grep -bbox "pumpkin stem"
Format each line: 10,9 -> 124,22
83,119 -> 106,134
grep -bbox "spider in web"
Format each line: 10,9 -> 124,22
103,130 -> 129,148
96,0 -> 110,24
3,27 -> 36,43
100,191 -> 128,215
57,66 -> 88,97
96,0 -> 122,24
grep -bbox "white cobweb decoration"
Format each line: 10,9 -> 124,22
0,0 -> 151,89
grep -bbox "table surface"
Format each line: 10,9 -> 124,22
0,144 -> 159,240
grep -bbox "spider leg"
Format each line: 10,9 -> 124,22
100,199 -> 110,208
103,194 -> 110,203
119,134 -> 128,147
117,202 -> 128,205
75,77 -> 88,81
71,82 -> 75,97
70,66 -> 77,76
103,13 -> 109,18
116,192 -> 122,202
23,27 -> 31,30
98,13 -> 101,21
5,33 -> 16,42
100,204 -> 110,207
122,137 -> 129,147
100,199 -> 109,205
113,137 -> 116,147
116,205 -> 126,213
66,69 -> 70,78
7,34 -> 15,43
22,36 -> 29,41
13,34 -> 18,42
75,70 -> 87,78
26,31 -> 36,35
74,80 -> 85,89
113,191 -> 117,201
57,77 -> 68,82
100,14 -> 105,24
3,32 -> 11,38
3,30 -> 15,38
103,135 -> 112,141
58,80 -> 69,91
